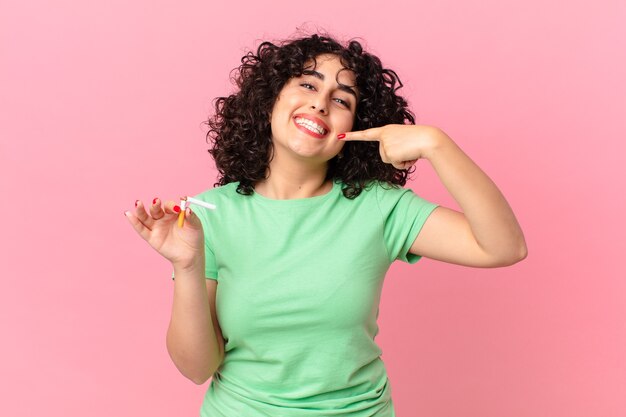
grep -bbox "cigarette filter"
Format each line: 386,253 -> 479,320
177,199 -> 187,228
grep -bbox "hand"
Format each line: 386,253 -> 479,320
125,198 -> 205,270
339,124 -> 444,169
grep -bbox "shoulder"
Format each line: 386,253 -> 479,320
365,181 -> 437,216
190,182 -> 243,227
336,180 -> 404,198
334,180 -> 424,216
194,182 -> 241,202
332,180 -> 419,207
359,180 -> 415,202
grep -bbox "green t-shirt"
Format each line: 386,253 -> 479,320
176,180 -> 438,416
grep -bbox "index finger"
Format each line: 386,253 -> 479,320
339,127 -> 383,142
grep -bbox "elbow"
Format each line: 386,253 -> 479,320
187,351 -> 225,385
190,374 -> 211,385
484,242 -> 527,268
499,243 -> 528,267
187,363 -> 219,385
168,351 -> 222,386
518,243 -> 528,262
513,238 -> 528,263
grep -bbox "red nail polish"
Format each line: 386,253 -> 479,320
337,133 -> 346,140
135,200 -> 139,207
173,205 -> 181,213
153,198 -> 158,205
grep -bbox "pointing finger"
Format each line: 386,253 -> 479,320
338,127 -> 383,142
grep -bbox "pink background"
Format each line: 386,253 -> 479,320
1,0 -> 625,416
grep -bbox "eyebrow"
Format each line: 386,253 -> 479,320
302,70 -> 358,100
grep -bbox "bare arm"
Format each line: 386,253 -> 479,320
125,199 -> 224,385
167,259 -> 224,385
340,125 -> 527,267
410,131 -> 527,267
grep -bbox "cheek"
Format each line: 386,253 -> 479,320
271,94 -> 298,122
337,113 -> 355,132
270,101 -> 289,128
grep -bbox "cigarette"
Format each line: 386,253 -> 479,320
176,197 -> 216,228
177,199 -> 187,228
185,197 -> 216,211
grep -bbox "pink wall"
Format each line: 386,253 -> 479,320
1,1 -> 625,416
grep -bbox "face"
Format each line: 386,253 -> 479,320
269,54 -> 358,166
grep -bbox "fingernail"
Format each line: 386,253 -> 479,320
337,133 -> 346,140
153,198 -> 158,205
173,205 -> 181,213
124,211 -> 129,217
135,200 -> 139,207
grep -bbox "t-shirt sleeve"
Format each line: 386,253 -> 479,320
375,183 -> 439,264
171,194 -> 218,281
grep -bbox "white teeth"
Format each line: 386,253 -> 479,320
295,118 -> 326,135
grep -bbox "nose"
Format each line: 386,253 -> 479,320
310,104 -> 327,115
310,95 -> 328,115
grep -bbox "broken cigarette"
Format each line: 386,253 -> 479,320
177,196 -> 216,228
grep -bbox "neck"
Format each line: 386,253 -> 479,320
254,156 -> 332,200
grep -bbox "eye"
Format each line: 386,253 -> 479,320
334,97 -> 350,108
300,83 -> 316,90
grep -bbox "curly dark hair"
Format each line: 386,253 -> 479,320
206,33 -> 417,198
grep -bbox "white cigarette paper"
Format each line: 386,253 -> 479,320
185,197 -> 216,211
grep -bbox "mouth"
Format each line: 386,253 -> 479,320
293,115 -> 329,139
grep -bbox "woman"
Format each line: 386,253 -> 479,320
125,34 -> 527,417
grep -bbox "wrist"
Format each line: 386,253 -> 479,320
172,255 -> 205,275
422,127 -> 452,161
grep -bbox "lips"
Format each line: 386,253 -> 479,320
293,114 -> 330,139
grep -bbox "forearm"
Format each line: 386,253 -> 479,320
426,129 -> 527,262
167,259 -> 222,384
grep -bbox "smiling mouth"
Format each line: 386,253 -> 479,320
294,117 -> 328,137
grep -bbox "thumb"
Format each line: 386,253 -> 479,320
184,207 -> 203,229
